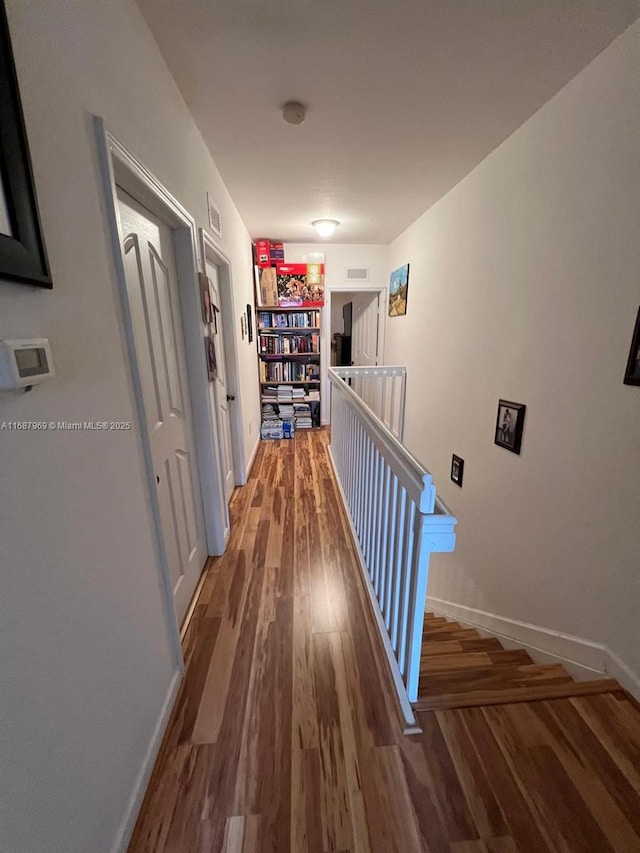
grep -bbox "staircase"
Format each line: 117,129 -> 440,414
414,612 -> 619,711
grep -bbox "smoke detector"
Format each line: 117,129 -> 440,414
282,101 -> 306,125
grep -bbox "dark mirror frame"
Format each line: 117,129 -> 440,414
0,0 -> 51,288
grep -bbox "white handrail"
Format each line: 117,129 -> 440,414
333,365 -> 407,440
328,367 -> 457,726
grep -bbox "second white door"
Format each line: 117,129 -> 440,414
352,291 -> 380,366
118,188 -> 208,624
205,260 -> 235,504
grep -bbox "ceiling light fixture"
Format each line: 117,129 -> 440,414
312,219 -> 339,238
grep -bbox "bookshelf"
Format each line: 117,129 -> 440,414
257,308 -> 321,435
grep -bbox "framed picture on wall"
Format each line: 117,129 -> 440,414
246,303 -> 253,343
0,1 -> 52,288
388,264 -> 409,316
451,454 -> 464,486
494,399 -> 526,454
623,306 -> 640,386
199,272 -> 213,323
205,334 -> 217,381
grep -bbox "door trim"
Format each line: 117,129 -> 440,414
199,229 -> 247,488
94,117 -> 228,666
322,284 -> 387,425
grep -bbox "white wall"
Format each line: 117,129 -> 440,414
283,242 -> 389,289
385,22 -> 640,689
0,1 -> 258,850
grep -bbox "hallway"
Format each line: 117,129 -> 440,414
130,430 -> 640,852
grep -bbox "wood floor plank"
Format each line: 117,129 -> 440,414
359,745 -> 424,853
482,702 -> 618,853
570,692 -> 640,793
530,700 -> 640,851
128,431 -> 640,853
435,709 -> 510,841
312,631 -> 354,852
456,707 -> 552,853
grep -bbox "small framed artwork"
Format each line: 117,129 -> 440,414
205,334 -> 217,381
494,400 -> 526,454
199,272 -> 213,324
389,263 -> 409,316
451,454 -> 464,487
246,304 -> 253,343
623,306 -> 640,386
0,1 -> 52,288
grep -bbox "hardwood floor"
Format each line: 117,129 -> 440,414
129,430 -> 640,852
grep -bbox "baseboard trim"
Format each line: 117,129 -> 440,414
328,445 -> 418,731
111,668 -> 182,853
427,596 -> 640,701
242,436 -> 260,484
606,648 -> 640,700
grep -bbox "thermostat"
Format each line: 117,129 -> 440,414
0,339 -> 55,390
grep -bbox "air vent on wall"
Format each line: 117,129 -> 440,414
206,192 -> 222,238
345,267 -> 369,282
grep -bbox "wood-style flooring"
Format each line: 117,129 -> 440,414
129,429 -> 640,853
417,614 -> 620,711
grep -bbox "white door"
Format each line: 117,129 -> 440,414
117,188 -> 208,624
205,260 -> 235,504
352,291 -> 380,366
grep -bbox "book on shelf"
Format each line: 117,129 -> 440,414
260,360 -> 319,383
257,310 -> 320,329
258,332 -> 318,355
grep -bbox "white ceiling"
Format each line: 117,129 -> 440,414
136,0 -> 638,244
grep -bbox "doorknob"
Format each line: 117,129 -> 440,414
226,394 -> 235,401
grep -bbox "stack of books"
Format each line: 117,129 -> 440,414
262,386 -> 278,402
277,385 -> 294,403
278,404 -> 295,420
294,402 -> 313,429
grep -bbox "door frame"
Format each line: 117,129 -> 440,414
199,229 -> 247,490
94,117 -> 229,665
322,284 -> 387,425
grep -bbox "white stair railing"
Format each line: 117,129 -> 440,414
333,365 -> 406,440
328,366 -> 457,727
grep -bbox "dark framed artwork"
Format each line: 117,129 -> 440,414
494,399 -> 526,454
451,454 -> 464,487
388,263 -> 409,316
623,306 -> 640,386
246,303 -> 253,343
199,273 -> 213,323
0,1 -> 51,287
205,334 -> 217,381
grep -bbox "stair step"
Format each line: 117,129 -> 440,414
421,637 -> 504,657
422,627 -> 481,642
423,620 -> 463,633
413,678 -> 621,711
420,648 -> 533,675
419,662 -> 573,697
